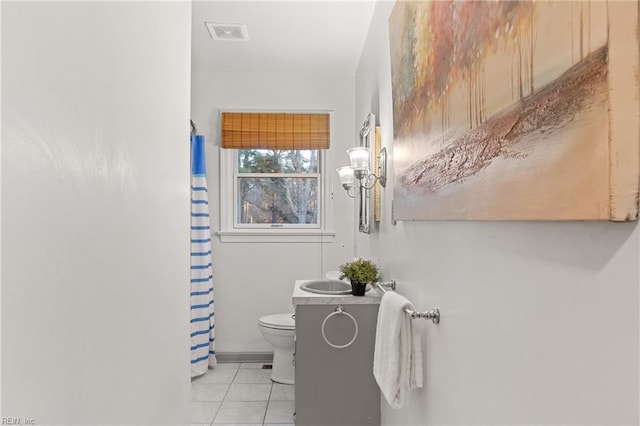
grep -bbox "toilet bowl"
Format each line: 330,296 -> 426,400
258,313 -> 295,384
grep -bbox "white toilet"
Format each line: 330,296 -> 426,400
258,313 -> 295,384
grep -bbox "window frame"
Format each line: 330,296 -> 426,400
218,112 -> 335,243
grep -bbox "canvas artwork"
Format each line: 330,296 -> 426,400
389,0 -> 639,221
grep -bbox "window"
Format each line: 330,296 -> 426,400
236,149 -> 320,227
218,111 -> 335,243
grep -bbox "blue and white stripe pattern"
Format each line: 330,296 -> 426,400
191,133 -> 216,376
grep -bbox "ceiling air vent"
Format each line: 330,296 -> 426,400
205,23 -> 249,41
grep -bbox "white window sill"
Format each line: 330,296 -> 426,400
216,230 -> 336,243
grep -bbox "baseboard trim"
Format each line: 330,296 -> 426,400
216,352 -> 274,364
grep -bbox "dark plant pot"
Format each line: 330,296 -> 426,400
351,281 -> 367,296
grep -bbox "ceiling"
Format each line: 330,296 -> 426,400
191,1 -> 377,75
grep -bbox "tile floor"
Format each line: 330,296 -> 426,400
191,363 -> 295,425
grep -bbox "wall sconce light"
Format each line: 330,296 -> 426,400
336,146 -> 387,198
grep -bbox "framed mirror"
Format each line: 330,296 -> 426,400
358,113 -> 375,233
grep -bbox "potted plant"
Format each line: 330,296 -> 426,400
339,258 -> 380,296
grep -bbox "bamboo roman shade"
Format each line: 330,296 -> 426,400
221,112 -> 330,150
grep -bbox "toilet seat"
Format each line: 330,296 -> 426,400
258,313 -> 295,330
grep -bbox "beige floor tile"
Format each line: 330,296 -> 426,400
225,383 -> 272,401
215,363 -> 241,369
192,383 -> 230,401
213,401 -> 268,424
264,400 -> 295,424
194,366 -> 239,384
269,383 -> 294,401
191,401 -> 221,424
239,363 -> 269,369
233,368 -> 273,384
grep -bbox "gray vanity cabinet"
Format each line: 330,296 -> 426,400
294,303 -> 381,426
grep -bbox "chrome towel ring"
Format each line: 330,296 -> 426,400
321,305 -> 359,349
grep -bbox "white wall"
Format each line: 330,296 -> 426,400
0,1 -> 4,416
1,2 -> 192,424
356,1 -> 639,425
191,72 -> 356,352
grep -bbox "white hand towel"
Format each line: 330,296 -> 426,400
373,291 -> 423,408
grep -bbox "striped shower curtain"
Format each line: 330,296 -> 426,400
190,133 -> 217,377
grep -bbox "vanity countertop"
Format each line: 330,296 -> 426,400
292,279 -> 382,305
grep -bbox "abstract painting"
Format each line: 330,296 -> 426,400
389,0 -> 639,221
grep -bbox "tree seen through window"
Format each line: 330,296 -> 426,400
237,149 -> 319,225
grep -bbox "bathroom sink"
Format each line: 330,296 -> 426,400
300,280 -> 369,295
300,280 -> 352,295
